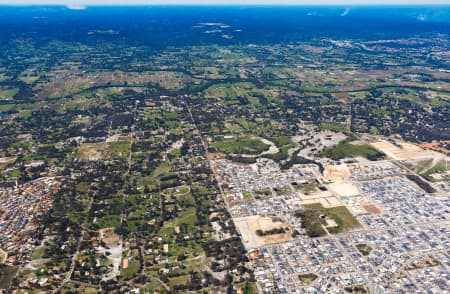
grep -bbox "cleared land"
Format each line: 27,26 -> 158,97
362,204 -> 382,214
212,136 -> 270,155
76,143 -> 105,161
235,215 -> 293,249
328,182 -> 360,197
371,140 -> 438,161
324,164 -> 350,181
419,141 -> 450,155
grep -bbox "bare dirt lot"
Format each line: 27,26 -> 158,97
363,204 -> 382,214
77,143 -> 105,161
328,182 -> 360,197
99,227 -> 120,247
0,157 -> 14,164
419,141 -> 450,155
234,215 -> 293,249
324,164 -> 350,181
371,140 -> 438,161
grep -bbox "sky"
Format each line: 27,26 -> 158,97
1,0 -> 450,6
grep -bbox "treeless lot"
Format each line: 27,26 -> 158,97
99,227 -> 120,247
234,216 -> 293,249
371,140 -> 437,161
362,204 -> 382,214
77,143 -> 105,161
419,141 -> 450,155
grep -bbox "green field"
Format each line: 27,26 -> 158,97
321,140 -> 384,161
294,203 -> 361,237
298,273 -> 318,286
406,159 -> 450,181
31,246 -> 47,260
356,244 -> 372,256
212,136 -> 269,155
0,87 -> 19,99
105,140 -> 131,159
121,259 -> 140,280
238,282 -> 258,294
168,274 -> 191,288
161,206 -> 197,235
319,122 -> 348,133
295,181 -> 318,195
0,266 -> 18,290
163,185 -> 190,197
96,213 -> 122,229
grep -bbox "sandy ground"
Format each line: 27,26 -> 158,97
297,189 -> 343,208
77,144 -> 103,161
99,228 -> 120,247
0,157 -> 14,164
105,134 -> 120,143
235,215 -> 293,249
328,182 -> 360,197
324,164 -> 350,181
371,140 -> 439,161
0,249 -> 7,263
342,195 -> 383,216
298,197 -> 342,208
259,137 -> 280,155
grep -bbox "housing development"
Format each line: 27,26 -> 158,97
0,5 -> 449,293
216,156 -> 449,293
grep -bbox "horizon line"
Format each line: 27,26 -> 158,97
2,3 -> 450,6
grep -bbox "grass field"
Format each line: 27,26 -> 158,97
295,181 -> 318,195
295,203 -> 361,237
105,140 -> 131,159
213,136 -> 269,155
319,122 -> 348,133
151,162 -> 171,178
162,185 -> 190,197
234,117 -> 251,129
298,273 -> 318,286
424,160 -> 450,180
321,140 -> 383,161
406,159 -> 450,181
121,259 -> 140,280
96,214 -> 122,229
137,161 -> 171,188
356,244 -> 372,256
162,206 -> 197,231
0,87 -> 19,99
168,274 -> 190,288
0,266 -> 18,290
242,191 -> 254,201
31,246 -> 46,260
76,143 -> 105,161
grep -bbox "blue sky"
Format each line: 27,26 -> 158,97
2,0 -> 450,5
